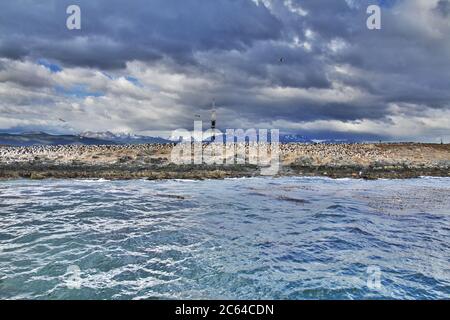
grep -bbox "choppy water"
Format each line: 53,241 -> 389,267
0,177 -> 449,300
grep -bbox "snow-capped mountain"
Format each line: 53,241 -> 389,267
0,132 -> 116,146
79,131 -> 172,144
279,134 -> 312,143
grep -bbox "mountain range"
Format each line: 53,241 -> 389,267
0,131 -> 382,147
0,132 -> 116,147
80,131 -> 172,144
0,131 -> 172,147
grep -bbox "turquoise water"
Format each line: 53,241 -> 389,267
0,177 -> 449,299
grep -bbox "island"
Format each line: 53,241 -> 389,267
0,143 -> 449,180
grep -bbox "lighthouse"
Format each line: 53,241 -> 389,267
211,99 -> 217,142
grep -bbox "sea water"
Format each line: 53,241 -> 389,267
0,177 -> 449,299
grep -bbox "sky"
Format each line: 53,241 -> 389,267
0,0 -> 449,141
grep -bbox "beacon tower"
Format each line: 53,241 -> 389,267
211,100 -> 217,142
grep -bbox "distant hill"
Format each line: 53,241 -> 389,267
0,131 -> 383,147
0,131 -> 172,147
80,131 -> 172,144
280,132 -> 385,143
0,132 -> 116,147
279,134 -> 312,143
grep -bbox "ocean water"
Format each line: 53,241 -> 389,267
0,177 -> 449,300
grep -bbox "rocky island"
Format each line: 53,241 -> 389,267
0,143 -> 449,180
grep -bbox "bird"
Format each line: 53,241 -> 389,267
279,57 -> 284,63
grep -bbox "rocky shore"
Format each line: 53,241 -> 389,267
0,143 -> 449,180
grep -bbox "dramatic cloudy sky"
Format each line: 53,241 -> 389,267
0,0 -> 449,141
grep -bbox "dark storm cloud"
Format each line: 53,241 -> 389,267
296,1 -> 450,105
435,0 -> 450,16
0,0 -> 282,69
0,0 -> 449,140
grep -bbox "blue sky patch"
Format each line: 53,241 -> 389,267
377,0 -> 398,8
37,59 -> 62,73
55,84 -> 104,98
125,76 -> 141,87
